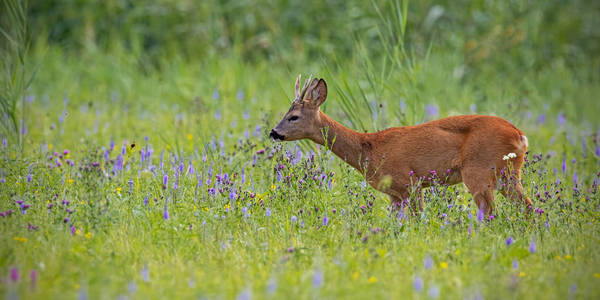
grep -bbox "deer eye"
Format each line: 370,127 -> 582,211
288,116 -> 299,121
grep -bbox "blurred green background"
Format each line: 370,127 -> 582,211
2,0 -> 597,139
23,0 -> 600,65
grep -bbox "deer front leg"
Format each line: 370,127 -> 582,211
388,188 -> 422,216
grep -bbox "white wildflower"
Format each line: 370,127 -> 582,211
503,152 -> 517,160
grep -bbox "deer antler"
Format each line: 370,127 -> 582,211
295,74 -> 313,102
294,74 -> 302,100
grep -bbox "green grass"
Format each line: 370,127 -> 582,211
1,1 -> 600,299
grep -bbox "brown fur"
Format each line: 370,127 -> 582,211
271,77 -> 532,214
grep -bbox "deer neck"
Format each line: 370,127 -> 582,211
310,111 -> 368,171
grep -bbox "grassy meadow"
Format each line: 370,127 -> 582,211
1,0 -> 600,299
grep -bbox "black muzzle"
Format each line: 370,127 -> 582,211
269,130 -> 285,141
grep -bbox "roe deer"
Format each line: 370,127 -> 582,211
270,75 -> 533,215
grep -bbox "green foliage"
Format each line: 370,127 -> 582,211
0,0 -> 36,145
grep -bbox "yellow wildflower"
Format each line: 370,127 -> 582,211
13,236 -> 28,243
85,232 -> 92,239
519,272 -> 526,277
440,262 -> 448,269
368,276 -> 377,283
187,134 -> 193,141
594,273 -> 600,278
565,255 -> 572,260
352,272 -> 359,280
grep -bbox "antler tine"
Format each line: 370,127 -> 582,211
294,74 -> 302,100
298,74 -> 313,101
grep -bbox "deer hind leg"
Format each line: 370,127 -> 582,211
461,166 -> 495,215
498,155 -> 533,209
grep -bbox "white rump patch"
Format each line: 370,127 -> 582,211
521,135 -> 528,148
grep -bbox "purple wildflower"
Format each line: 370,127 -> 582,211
173,171 -> 179,190
562,158 -> 567,174
267,278 -> 277,294
163,200 -> 169,220
266,207 -> 271,217
141,265 -> 150,282
428,285 -> 440,299
424,256 -> 433,270
237,289 -> 251,300
426,104 -> 439,120
537,114 -> 546,124
128,179 -> 134,194
71,225 -> 76,235
291,215 -> 297,222
557,113 -> 566,126
163,173 -> 168,188
529,239 -> 537,253
322,215 -> 328,226
10,268 -> 19,282
477,209 -> 484,223
505,236 -> 514,246
512,259 -> 519,270
128,281 -> 137,294
312,270 -> 324,288
115,154 -> 123,171
30,269 -> 37,288
413,276 -> 423,292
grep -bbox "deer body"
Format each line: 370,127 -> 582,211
271,76 -> 532,214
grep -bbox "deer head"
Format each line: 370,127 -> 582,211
270,75 -> 328,142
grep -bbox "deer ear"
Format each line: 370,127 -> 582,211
309,79 -> 327,107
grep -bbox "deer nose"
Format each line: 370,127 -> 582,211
270,129 -> 285,141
